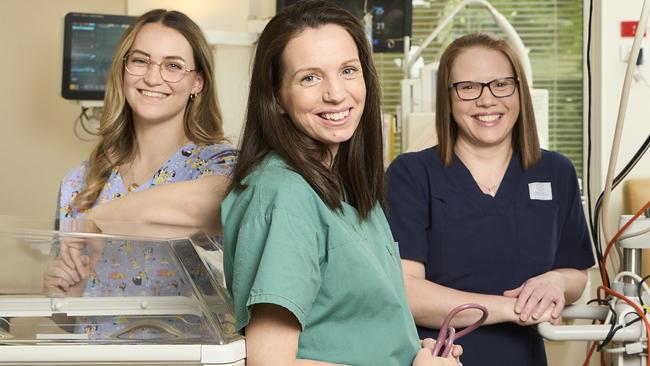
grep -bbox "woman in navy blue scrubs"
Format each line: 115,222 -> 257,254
385,33 -> 594,366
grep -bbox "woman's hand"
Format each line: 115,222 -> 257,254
58,236 -> 104,278
412,338 -> 462,366
43,237 -> 104,297
503,270 -> 566,324
43,256 -> 89,297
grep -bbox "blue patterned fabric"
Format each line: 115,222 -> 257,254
55,142 -> 236,340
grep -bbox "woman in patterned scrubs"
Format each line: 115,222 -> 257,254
42,9 -> 236,340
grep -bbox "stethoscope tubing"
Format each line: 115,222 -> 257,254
432,303 -> 489,357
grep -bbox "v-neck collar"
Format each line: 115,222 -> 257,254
115,142 -> 196,193
450,151 -> 521,202
340,200 -> 369,239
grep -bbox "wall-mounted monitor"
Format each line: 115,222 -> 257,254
276,0 -> 411,53
61,12 -> 135,101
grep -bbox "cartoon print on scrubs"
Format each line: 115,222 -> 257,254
57,142 -> 236,340
75,238 -> 206,340
82,240 -> 188,297
58,143 -> 236,218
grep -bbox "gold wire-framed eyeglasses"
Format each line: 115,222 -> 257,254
123,51 -> 197,83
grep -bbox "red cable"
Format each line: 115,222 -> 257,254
583,200 -> 650,366
583,341 -> 597,366
599,286 -> 650,362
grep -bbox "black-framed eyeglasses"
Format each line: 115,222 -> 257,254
449,77 -> 518,101
123,51 -> 197,83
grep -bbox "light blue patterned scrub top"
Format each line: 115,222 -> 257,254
56,142 -> 236,340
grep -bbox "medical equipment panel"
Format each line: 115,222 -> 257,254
61,12 -> 135,101
276,0 -> 412,52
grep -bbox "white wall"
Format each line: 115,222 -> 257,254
592,0 -> 650,236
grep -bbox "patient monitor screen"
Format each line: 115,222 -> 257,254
61,13 -> 135,101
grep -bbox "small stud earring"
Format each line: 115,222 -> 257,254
189,93 -> 197,101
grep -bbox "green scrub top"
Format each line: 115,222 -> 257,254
222,155 -> 420,366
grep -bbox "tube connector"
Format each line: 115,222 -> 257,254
625,342 -> 644,355
611,281 -> 625,294
624,282 -> 639,297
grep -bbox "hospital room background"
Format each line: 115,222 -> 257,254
0,0 -> 649,365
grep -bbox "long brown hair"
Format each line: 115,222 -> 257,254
229,0 -> 384,220
436,32 -> 540,169
74,9 -> 226,210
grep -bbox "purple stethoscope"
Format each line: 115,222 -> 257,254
432,303 -> 489,357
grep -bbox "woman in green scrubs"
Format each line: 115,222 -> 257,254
221,1 -> 461,365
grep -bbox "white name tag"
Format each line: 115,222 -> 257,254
529,182 -> 553,200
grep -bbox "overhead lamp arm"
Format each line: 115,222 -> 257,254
403,0 -> 532,88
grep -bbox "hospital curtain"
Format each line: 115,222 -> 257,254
375,0 -> 584,176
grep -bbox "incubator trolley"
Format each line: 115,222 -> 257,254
0,216 -> 245,365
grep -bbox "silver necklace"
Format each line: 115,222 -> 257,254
475,180 -> 500,197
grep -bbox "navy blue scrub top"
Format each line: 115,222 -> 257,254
385,147 -> 594,366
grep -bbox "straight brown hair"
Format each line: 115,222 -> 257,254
229,0 -> 384,220
436,32 -> 540,169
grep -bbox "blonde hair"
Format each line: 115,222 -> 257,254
74,9 -> 226,211
435,32 -> 540,169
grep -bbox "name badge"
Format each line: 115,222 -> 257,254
529,182 -> 552,200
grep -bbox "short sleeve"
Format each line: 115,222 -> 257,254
229,192 -> 321,333
198,144 -> 237,177
552,157 -> 595,269
385,154 -> 430,263
57,164 -> 88,220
